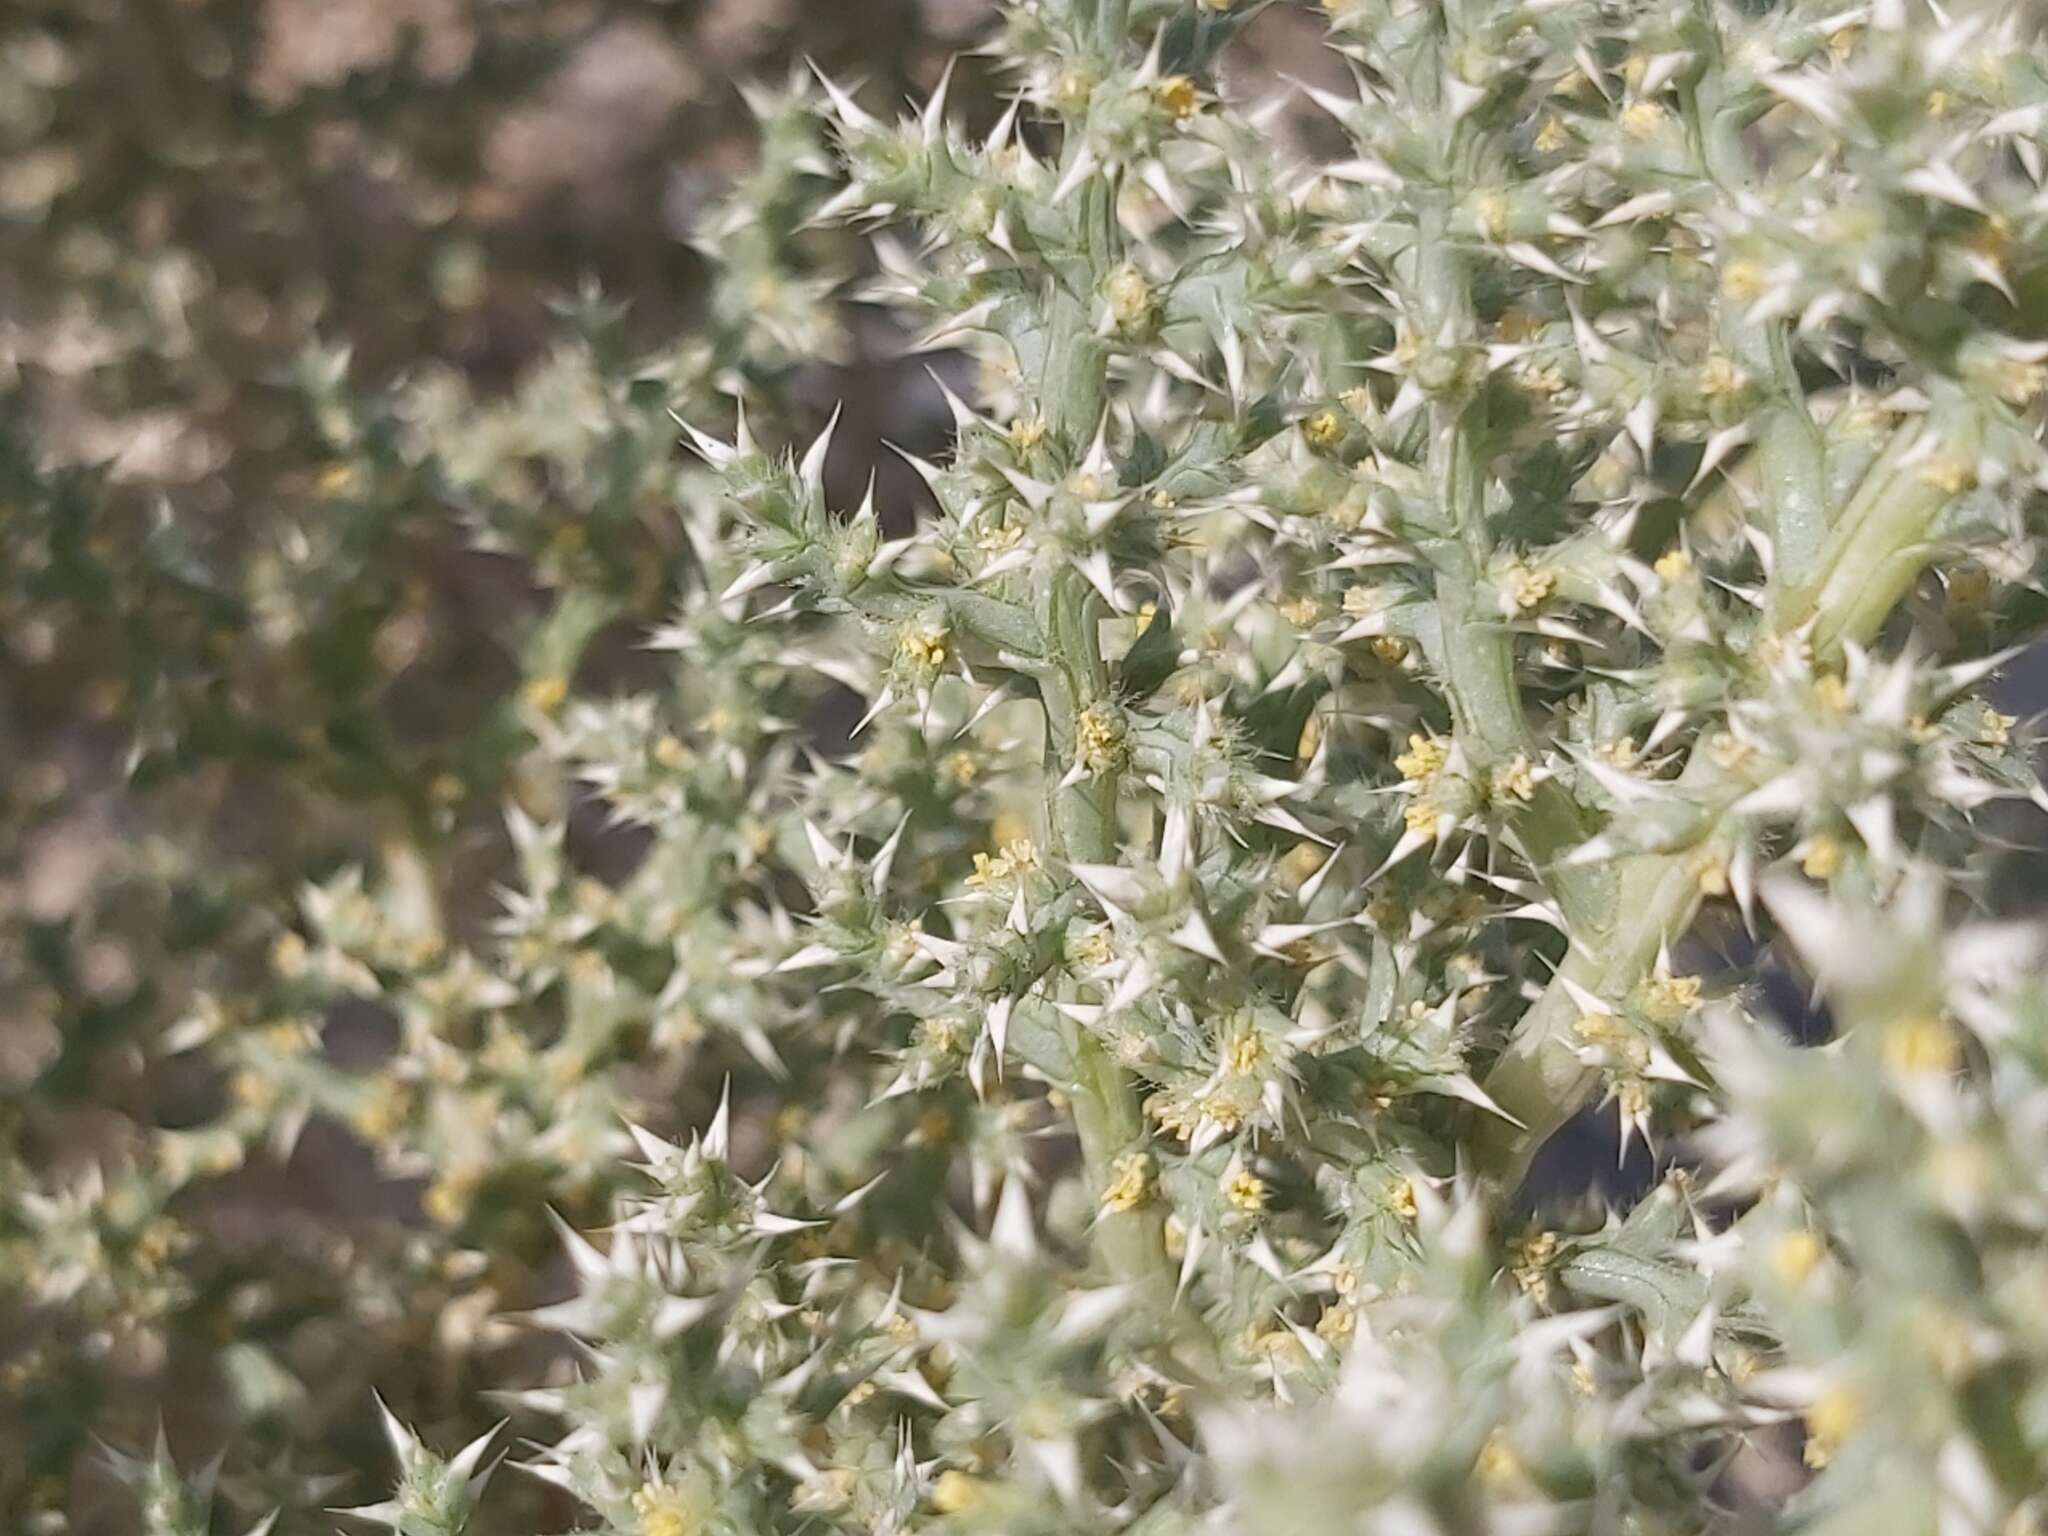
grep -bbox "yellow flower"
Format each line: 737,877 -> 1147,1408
423,1167 -> 480,1227
1278,594 -> 1322,628
1721,258 -> 1769,302
1620,100 -> 1667,138
1476,1432 -> 1523,1490
1370,635 -> 1410,664
1101,1150 -> 1153,1214
1599,735 -> 1640,769
1075,705 -> 1125,775
1146,1092 -> 1198,1140
1472,190 -> 1509,242
1586,453 -> 1630,498
840,1379 -> 878,1411
931,1470 -> 985,1515
1403,798 -> 1442,838
1223,1028 -> 1265,1076
1653,547 -> 1693,583
1645,971 -> 1701,1013
1770,1229 -> 1825,1289
1813,673 -> 1851,714
1395,732 -> 1448,782
1491,754 -> 1536,804
229,1069 -> 275,1110
1706,730 -> 1753,770
899,625 -> 949,671
350,1079 -> 412,1140
1571,1013 -> 1621,1053
1616,1078 -> 1651,1121
1155,75 -> 1199,119
1687,852 -> 1729,897
1882,1013 -> 1959,1076
1222,1164 -> 1268,1213
271,931 -> 309,977
1981,710 -> 2016,748
1502,562 -> 1556,614
522,674 -> 569,714
1050,66 -> 1093,115
1199,1090 -> 1248,1132
1071,927 -> 1114,969
1800,833 -> 1845,880
1104,262 -> 1155,329
942,750 -> 979,787
1533,115 -> 1569,152
1315,1302 -> 1355,1341
1697,354 -> 1746,399
1510,1230 -> 1560,1300
1302,409 -> 1344,449
633,1482 -> 695,1536
1008,415 -> 1047,450
1803,1385 -> 1863,1468
1387,1177 -> 1419,1221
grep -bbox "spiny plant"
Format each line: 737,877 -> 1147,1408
22,0 -> 2048,1532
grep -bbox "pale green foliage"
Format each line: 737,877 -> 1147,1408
15,0 -> 2048,1532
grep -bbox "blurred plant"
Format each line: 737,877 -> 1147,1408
11,0 -> 2048,1533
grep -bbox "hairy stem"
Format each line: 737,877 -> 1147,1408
1017,131 -> 1175,1297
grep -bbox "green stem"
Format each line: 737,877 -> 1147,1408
1083,0 -> 1132,55
1038,562 -> 1164,1292
1013,124 -> 1174,1296
1474,809 -> 1722,1186
1068,1032 -> 1167,1290
1041,174 -> 1117,451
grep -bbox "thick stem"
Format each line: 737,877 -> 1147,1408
1017,128 -> 1174,1295
1474,813 -> 1723,1187
1068,1031 -> 1167,1290
1038,563 -> 1167,1291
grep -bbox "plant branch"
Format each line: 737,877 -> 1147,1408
1475,414 -> 1984,1189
